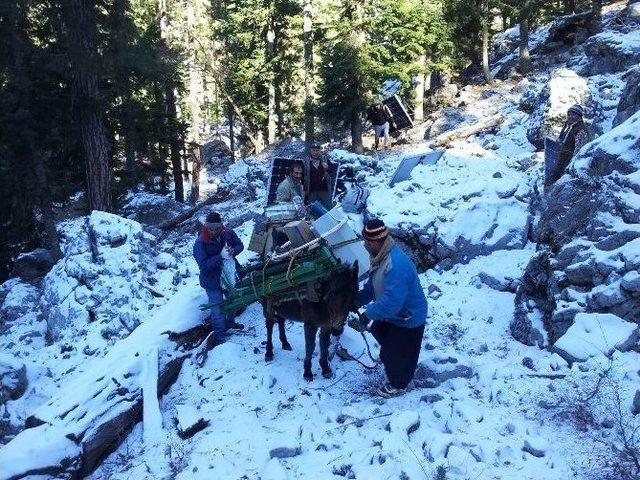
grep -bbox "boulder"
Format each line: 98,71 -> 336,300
538,12 -> 591,52
553,313 -> 638,363
582,31 -> 640,75
526,68 -> 592,150
424,107 -> 475,139
42,211 -> 167,342
121,194 -> 187,227
426,84 -> 460,109
513,112 -> 640,344
0,358 -> 27,403
0,280 -> 39,328
11,248 -> 56,283
613,69 -> 640,127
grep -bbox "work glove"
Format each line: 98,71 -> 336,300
347,311 -> 370,333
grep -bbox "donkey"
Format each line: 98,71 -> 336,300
262,262 -> 359,381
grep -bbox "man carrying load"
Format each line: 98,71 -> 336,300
193,212 -> 245,346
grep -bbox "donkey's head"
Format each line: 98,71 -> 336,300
321,261 -> 359,335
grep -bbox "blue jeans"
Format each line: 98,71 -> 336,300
206,289 -> 227,341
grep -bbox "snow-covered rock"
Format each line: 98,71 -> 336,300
613,68 -> 640,127
582,30 -> 640,75
0,357 -> 27,403
513,112 -> 640,344
42,211 -> 160,342
553,313 -> 638,362
367,150 -> 534,270
0,279 -> 39,328
11,248 -> 56,283
526,68 -> 592,150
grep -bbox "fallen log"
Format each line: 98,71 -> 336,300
0,285 -> 210,480
432,115 -> 505,147
157,187 -> 229,231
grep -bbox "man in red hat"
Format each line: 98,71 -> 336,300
193,212 -> 245,345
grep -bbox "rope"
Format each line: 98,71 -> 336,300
338,330 -> 381,370
285,248 -> 301,286
268,218 -> 348,262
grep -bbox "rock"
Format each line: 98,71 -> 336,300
553,313 -> 639,362
621,271 -> 640,292
0,280 -> 39,327
614,69 -> 640,127
156,252 -> 177,270
420,393 -> 444,404
538,12 -> 591,51
121,194 -> 187,227
0,358 -> 28,402
526,68 -> 592,150
269,445 -> 301,459
514,112 -> 640,345
11,248 -> 56,283
522,438 -> 547,458
582,31 -> 640,76
42,211 -> 168,342
521,357 -> 535,370
414,362 -> 474,388
632,390 -> 640,416
426,84 -> 460,109
478,271 -> 518,293
424,107 -> 474,139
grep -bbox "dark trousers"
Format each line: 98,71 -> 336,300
369,321 -> 425,389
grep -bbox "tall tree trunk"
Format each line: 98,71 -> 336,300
189,146 -> 201,204
32,150 -> 62,260
351,112 -> 363,154
228,102 -> 235,163
61,0 -> 112,212
158,0 -> 184,203
186,0 -> 201,202
413,54 -> 426,122
589,0 -> 602,33
303,0 -> 315,150
165,81 -> 185,202
563,0 -> 576,14
481,0 -> 492,83
266,12 -> 277,145
187,0 -> 202,145
518,13 -> 532,74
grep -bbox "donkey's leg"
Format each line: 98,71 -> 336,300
277,315 -> 292,351
319,328 -> 333,379
303,323 -> 317,381
264,310 -> 275,362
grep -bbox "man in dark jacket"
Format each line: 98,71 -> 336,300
193,212 -> 245,344
367,99 -> 395,150
549,104 -> 590,185
349,219 -> 428,398
304,143 -> 335,209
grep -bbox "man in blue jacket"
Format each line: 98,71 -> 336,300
193,212 -> 245,345
350,219 -> 428,398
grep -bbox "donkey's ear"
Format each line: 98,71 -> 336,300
351,260 -> 359,275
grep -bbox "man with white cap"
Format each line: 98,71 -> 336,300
349,219 -> 428,398
549,104 -> 590,185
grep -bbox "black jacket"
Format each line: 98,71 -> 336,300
367,104 -> 392,126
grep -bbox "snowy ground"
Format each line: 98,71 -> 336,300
2,5 -> 639,479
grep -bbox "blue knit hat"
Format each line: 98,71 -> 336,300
567,105 -> 583,117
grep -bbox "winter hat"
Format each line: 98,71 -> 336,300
362,219 -> 388,241
204,212 -> 223,228
567,105 -> 583,117
310,143 -> 322,150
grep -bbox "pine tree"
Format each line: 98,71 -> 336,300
61,0 -> 113,212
